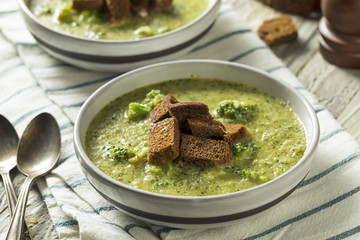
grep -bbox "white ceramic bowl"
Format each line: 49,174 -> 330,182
74,60 -> 320,228
17,0 -> 221,72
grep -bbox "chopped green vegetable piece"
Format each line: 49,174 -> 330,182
105,145 -> 135,163
232,142 -> 257,162
57,4 -> 77,23
158,26 -> 171,34
135,26 -> 153,37
142,90 -> 165,108
127,102 -> 151,119
215,100 -> 257,122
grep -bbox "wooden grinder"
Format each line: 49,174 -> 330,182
319,0 -> 360,68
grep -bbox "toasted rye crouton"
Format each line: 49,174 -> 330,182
177,134 -> 232,167
257,15 -> 298,46
224,124 -> 250,144
150,94 -> 179,123
148,117 -> 180,165
169,102 -> 210,128
106,0 -> 131,24
73,0 -> 104,10
153,0 -> 172,11
186,116 -> 226,139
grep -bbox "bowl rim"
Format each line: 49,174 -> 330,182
73,59 -> 320,201
18,0 -> 220,43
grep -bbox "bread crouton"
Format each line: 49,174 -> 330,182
106,0 -> 131,24
257,15 -> 298,46
153,0 -> 172,11
169,102 -> 210,125
224,124 -> 250,144
148,117 -> 180,165
186,116 -> 226,139
150,94 -> 179,123
73,0 -> 104,10
177,134 -> 232,167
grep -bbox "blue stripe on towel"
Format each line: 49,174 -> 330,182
191,29 -> 252,53
54,220 -> 78,229
124,224 -> 150,233
299,152 -> 360,188
50,178 -> 88,190
266,66 -> 285,73
218,8 -> 236,17
15,42 -> 38,47
315,107 -> 325,113
157,227 -> 179,236
42,194 -> 54,200
61,102 -> 84,109
320,129 -> 345,143
243,185 -> 360,240
295,86 -> 307,90
327,225 -> 360,240
60,121 -> 74,131
229,46 -> 268,62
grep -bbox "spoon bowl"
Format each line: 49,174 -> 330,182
17,113 -> 61,177
6,112 -> 61,240
0,115 -> 18,172
0,115 -> 19,218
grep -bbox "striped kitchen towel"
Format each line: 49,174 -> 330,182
0,1 -> 359,240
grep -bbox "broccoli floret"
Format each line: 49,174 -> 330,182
215,100 -> 257,122
105,145 -> 135,164
142,90 -> 165,108
127,90 -> 165,120
232,142 -> 257,162
127,102 -> 151,120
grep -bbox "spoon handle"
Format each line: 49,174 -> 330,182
1,172 -> 17,218
6,176 -> 34,240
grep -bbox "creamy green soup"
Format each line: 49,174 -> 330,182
28,0 -> 208,40
85,78 -> 306,196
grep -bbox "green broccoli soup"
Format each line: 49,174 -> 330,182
85,78 -> 307,196
27,0 -> 208,40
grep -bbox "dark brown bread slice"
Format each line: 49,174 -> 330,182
177,134 -> 232,167
257,15 -> 298,46
106,0 -> 131,24
271,0 -> 317,16
153,0 -> 172,11
150,94 -> 179,123
259,0 -> 318,15
72,0 -> 104,10
147,117 -> 180,165
224,124 -> 250,144
169,102 -> 210,127
186,116 -> 226,139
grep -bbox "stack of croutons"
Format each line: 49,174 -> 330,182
72,0 -> 172,23
147,95 -> 250,167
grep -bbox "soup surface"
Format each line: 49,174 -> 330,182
28,0 -> 208,40
85,78 -> 306,196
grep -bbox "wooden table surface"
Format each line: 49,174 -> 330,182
229,0 -> 360,145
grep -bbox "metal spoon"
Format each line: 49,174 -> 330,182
5,113 -> 61,240
0,115 -> 19,218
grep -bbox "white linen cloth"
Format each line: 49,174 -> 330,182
1,1 -> 360,239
